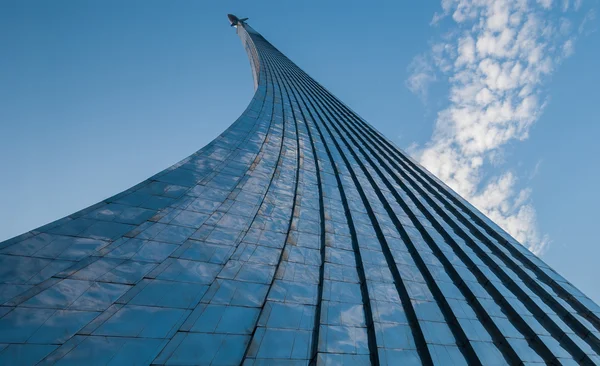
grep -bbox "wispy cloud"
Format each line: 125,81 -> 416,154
529,159 -> 543,180
407,0 -> 592,255
579,8 -> 597,35
406,54 -> 437,103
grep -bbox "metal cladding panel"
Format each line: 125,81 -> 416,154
1,19 -> 599,366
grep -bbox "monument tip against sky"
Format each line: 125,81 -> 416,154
0,14 -> 599,366
227,14 -> 248,27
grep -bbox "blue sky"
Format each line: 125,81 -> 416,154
1,1 -> 599,302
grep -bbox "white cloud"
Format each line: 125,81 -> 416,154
562,38 -> 575,57
406,54 -> 437,103
560,18 -> 572,34
529,159 -> 543,180
407,0 -> 584,255
579,8 -> 597,35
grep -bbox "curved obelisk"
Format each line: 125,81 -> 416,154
0,15 -> 598,366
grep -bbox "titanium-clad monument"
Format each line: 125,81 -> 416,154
0,15 -> 599,366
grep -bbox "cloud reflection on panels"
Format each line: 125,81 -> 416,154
1,14 -> 599,366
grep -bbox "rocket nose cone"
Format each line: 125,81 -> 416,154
227,14 -> 238,25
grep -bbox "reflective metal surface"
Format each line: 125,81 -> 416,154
0,16 -> 599,366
